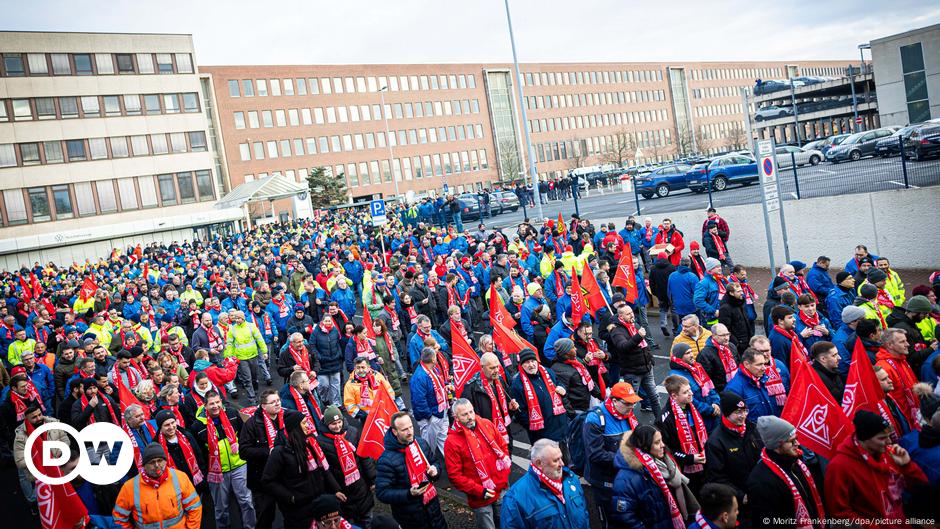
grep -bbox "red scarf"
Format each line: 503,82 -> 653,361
290,385 -> 322,421
272,296 -> 289,318
709,233 -> 727,260
206,409 -> 238,484
406,305 -> 418,323
710,272 -> 727,298
139,467 -> 169,489
354,373 -> 379,408
850,438 -> 906,519
604,398 -> 639,429
424,365 -> 448,413
251,312 -> 272,336
451,319 -> 469,341
645,226 -> 653,242
670,397 -> 707,474
482,376 -> 511,441
671,357 -> 715,397
319,317 -> 336,334
302,430 -> 330,471
714,342 -> 737,382
324,430 -> 361,486
729,275 -> 756,305
582,338 -> 608,397
435,352 -> 452,384
124,421 -> 157,473
80,393 -> 118,424
552,271 -> 566,298
878,353 -> 921,426
519,365 -> 566,431
635,449 -> 685,529
384,305 -> 400,332
619,317 -> 647,348
721,415 -> 746,437
760,449 -> 825,529
262,409 -> 286,451
10,383 -> 45,420
289,343 -> 311,372
112,364 -> 142,389
690,255 -> 705,279
161,404 -> 186,428
738,363 -> 786,406
452,421 -> 510,492
402,441 -> 437,504
774,325 -> 809,362
167,344 -> 189,369
205,325 -> 224,352
159,432 -> 203,485
531,464 -> 565,505
562,358 -> 594,391
876,288 -> 896,309
354,336 -> 376,361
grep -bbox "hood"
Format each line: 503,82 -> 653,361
654,259 -> 672,270
383,428 -> 409,451
614,431 -> 643,471
193,359 -> 213,372
676,266 -> 692,274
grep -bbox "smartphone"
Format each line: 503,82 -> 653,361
418,479 -> 430,489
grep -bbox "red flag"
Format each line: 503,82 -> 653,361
29,273 -> 43,299
612,253 -> 639,303
19,276 -> 32,303
451,322 -> 481,396
362,308 -> 376,339
842,339 -> 886,418
569,271 -> 586,327
781,352 -> 854,460
115,378 -> 151,420
356,383 -> 397,459
492,319 -> 536,355
580,266 -> 609,316
134,244 -> 143,259
78,276 -> 97,302
34,455 -> 89,529
556,212 -> 567,236
489,283 -> 516,330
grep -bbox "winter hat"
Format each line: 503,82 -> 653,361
690,241 -> 700,251
322,405 -> 343,425
284,410 -> 306,431
526,283 -> 542,296
518,348 -> 538,364
311,494 -> 342,521
83,337 -> 96,347
704,258 -> 721,271
161,313 -> 174,324
841,305 -> 866,324
789,260 -> 806,272
920,394 -> 940,422
719,391 -> 748,417
854,410 -> 890,441
859,283 -> 878,300
611,293 -> 626,306
866,269 -> 888,284
771,276 -> 789,290
903,295 -> 933,314
757,416 -> 796,450
554,338 -> 575,358
65,339 -> 81,349
154,409 -> 176,430
294,303 -> 305,312
141,442 -> 167,465
671,342 -> 693,359
835,271 -> 853,285
706,220 -> 718,229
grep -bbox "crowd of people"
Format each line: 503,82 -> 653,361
1,201 -> 939,529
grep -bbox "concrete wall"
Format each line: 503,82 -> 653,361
598,186 -> 940,270
871,23 -> 940,126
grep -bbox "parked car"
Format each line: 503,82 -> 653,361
685,162 -> 711,193
819,133 -> 852,156
875,125 -> 921,157
491,191 -> 520,213
802,138 -> 829,152
775,145 -> 824,168
904,124 -> 940,161
826,127 -> 901,163
456,194 -> 482,221
688,154 -> 759,193
754,105 -> 793,122
635,164 -> 694,198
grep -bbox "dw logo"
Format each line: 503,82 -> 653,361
24,422 -> 134,485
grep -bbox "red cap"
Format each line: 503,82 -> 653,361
690,241 -> 700,250
565,245 -> 573,252
460,257 -> 471,265
610,382 -> 642,403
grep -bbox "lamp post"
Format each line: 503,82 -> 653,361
858,43 -> 871,75
503,0 -> 543,222
378,86 -> 400,201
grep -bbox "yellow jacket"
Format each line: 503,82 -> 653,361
113,468 -> 201,529
671,327 -> 713,359
884,269 -> 905,307
539,254 -> 556,278
180,288 -> 203,307
224,322 -> 267,360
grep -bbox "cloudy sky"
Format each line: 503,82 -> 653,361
3,0 -> 938,65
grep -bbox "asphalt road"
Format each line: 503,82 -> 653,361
480,154 -> 940,229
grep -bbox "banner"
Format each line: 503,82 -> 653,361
356,383 -> 397,460
781,353 -> 853,460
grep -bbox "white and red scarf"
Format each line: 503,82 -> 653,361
604,398 -> 639,429
424,365 -> 448,413
354,373 -> 379,408
159,433 -> 203,485
261,409 -> 287,451
619,317 -> 647,348
562,358 -> 594,392
729,275 -> 756,305
671,357 -> 715,397
519,365 -> 566,431
289,343 -> 311,372
272,297 -> 290,318
774,325 -> 809,361
636,449 -> 685,529
290,386 -> 322,421
760,449 -> 825,529
709,232 -> 727,260
167,344 -> 189,369
251,312 -> 272,336
714,342 -> 737,382
80,393 -> 118,424
582,338 -> 608,397
10,383 -> 45,420
670,397 -> 707,474
403,441 -> 437,504
324,430 -> 361,486
452,421 -> 510,492
354,336 -> 377,362
482,376 -> 511,440
531,464 -> 565,504
206,410 -> 239,484
124,421 -> 157,472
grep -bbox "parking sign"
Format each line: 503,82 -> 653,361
371,199 -> 387,226
757,140 -> 779,212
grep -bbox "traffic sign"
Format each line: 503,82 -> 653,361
370,199 -> 387,226
442,183 -> 449,193
757,140 -> 780,212
855,117 -> 863,124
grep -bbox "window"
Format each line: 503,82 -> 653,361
163,94 -> 180,113
234,111 -> 246,129
308,78 -> 319,94
196,170 -> 214,200
144,94 -> 161,115
103,96 -> 121,116
74,54 -> 93,75
117,178 -> 138,210
116,54 -> 134,74
157,174 -> 177,205
288,108 -> 299,126
314,108 -> 324,124
901,42 -> 931,122
327,107 -> 336,123
3,54 -> 25,76
306,137 -> 317,154
256,79 -> 268,96
247,111 -> 259,128
95,54 -> 114,74
138,177 -> 158,208
331,136 -> 341,152
252,142 -> 264,160
228,80 -> 240,97
3,190 -> 26,224
136,54 -> 154,74
51,54 -> 71,75
266,141 -> 278,158
124,95 -> 141,115
89,138 -> 108,160
81,96 -> 100,116
183,93 -> 199,113
111,137 -> 129,158
0,101 -> 6,122
130,135 -> 149,156
275,109 -> 286,126
301,108 -> 311,125
296,78 -> 307,95
156,54 -> 174,74
26,53 -> 47,75
283,79 -> 293,95
178,172 -> 196,203
43,141 -> 64,163
239,143 -> 251,161
52,185 -> 73,219
12,99 -> 32,121
28,188 -> 51,222
175,54 -> 193,74
151,134 -> 169,155
169,133 -> 187,153
293,138 -> 304,155
66,140 -> 86,161
279,139 -> 291,157
18,143 -> 39,165
342,135 -> 352,151
262,110 -> 273,127
242,79 -> 254,96
319,137 -> 329,153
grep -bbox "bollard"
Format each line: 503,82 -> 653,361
899,135 -> 910,188
791,152 -> 801,199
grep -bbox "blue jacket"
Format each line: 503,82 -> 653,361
375,432 -> 447,529
768,327 -> 799,370
544,321 -> 575,362
342,260 -> 364,286
554,295 -> 572,324
833,327 -> 855,377
693,274 -> 722,321
520,297 -> 545,340
725,369 -> 779,423
220,296 -> 248,315
668,361 -> 721,428
794,312 -> 834,350
583,405 -> 634,488
921,349 -> 940,385
900,429 -> 940,485
668,266 -> 699,316
510,368 -> 568,440
844,254 -> 879,275
309,325 -> 343,375
407,330 -> 449,367
638,226 -> 658,249
501,466 -> 589,529
330,288 -> 357,321
503,275 -> 528,296
122,301 -> 141,321
805,264 -> 834,302
609,447 -> 674,529
24,363 -> 54,412
826,286 -> 856,331
619,228 -> 643,255
265,295 -> 296,332
409,364 -> 447,421
160,299 -> 181,319
544,271 -> 568,304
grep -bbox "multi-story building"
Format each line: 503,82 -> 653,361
0,31 -> 241,269
204,59 -> 852,215
870,22 -> 940,126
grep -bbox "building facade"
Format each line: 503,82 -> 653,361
0,31 -> 240,270
870,23 -> 940,126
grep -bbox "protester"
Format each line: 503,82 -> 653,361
316,405 -> 376,528
501,438 -> 589,529
703,392 -> 763,506
510,348 -> 568,445
113,443 -> 203,529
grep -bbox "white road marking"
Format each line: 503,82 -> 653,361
889,180 -> 919,189
819,169 -> 835,175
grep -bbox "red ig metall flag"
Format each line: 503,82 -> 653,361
612,253 -> 639,303
781,352 -> 854,460
356,383 -> 398,460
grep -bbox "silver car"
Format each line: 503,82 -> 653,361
775,145 -> 824,168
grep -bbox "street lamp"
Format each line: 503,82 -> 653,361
858,43 -> 871,75
378,86 -> 401,201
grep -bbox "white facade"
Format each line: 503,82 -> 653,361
0,31 -> 240,270
871,23 -> 940,126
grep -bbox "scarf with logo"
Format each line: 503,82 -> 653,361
124,421 -> 157,473
604,398 -> 639,429
161,404 -> 186,428
424,364 -> 448,413
482,376 -> 510,440
402,441 -> 437,504
530,464 -> 565,504
619,317 -> 647,348
80,393 -> 118,424
563,358 -> 594,391
206,409 -> 238,484
452,420 -> 510,492
714,342 -> 738,382
774,325 -> 809,361
159,432 -> 203,485
11,383 -> 45,420
760,449 -> 825,529
738,363 -> 786,406
262,409 -> 287,451
729,275 -> 756,305
709,232 -> 727,260
355,372 -> 379,408
272,296 -> 289,318
290,385 -> 322,421
670,397 -> 708,474
354,336 -> 376,362
289,343 -> 311,372
139,467 -> 169,489
520,364 -> 566,431
671,357 -> 715,397
324,430 -> 361,486
581,337 -> 608,397
251,311 -> 272,336
635,449 -> 685,529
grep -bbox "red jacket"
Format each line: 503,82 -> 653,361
701,215 -> 731,240
655,226 -> 685,266
823,436 -> 928,528
875,349 -> 921,428
443,416 -> 510,508
189,357 -> 239,396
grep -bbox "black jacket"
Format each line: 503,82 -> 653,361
276,343 -> 321,378
812,362 -> 845,403
719,295 -> 753,350
316,418 -> 376,519
649,258 -> 676,308
698,341 -> 740,393
746,450 -> 823,529
658,401 -> 707,473
608,321 -> 652,375
159,429 -> 207,491
239,408 -> 295,491
460,372 -> 513,427
551,359 -> 600,414
375,431 -> 446,529
69,393 -> 121,428
310,326 -> 343,376
261,434 -> 338,529
704,419 -> 763,501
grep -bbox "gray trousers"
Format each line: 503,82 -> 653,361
418,414 -> 448,457
210,464 -> 256,529
473,502 -> 500,529
317,372 -> 342,407
236,356 -> 260,399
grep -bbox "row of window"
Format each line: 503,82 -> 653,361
0,131 -> 208,168
0,170 -> 214,226
699,121 -> 746,142
524,89 -> 667,112
227,73 -> 477,99
691,67 -> 782,81
692,85 -> 749,100
0,52 -> 194,77
232,98 -> 482,130
694,103 -> 744,118
0,91 -> 201,122
536,130 -> 670,165
522,69 -> 664,87
236,124 -> 485,162
527,109 -> 668,135
798,67 -> 848,77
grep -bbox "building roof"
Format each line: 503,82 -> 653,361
216,175 -> 308,210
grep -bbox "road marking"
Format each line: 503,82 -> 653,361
790,192 -> 799,199
512,454 -> 531,470
889,180 -> 919,189
819,169 -> 835,175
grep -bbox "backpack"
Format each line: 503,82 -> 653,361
565,405 -> 603,476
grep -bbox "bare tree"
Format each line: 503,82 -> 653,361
724,121 -> 748,151
497,138 -> 523,184
676,125 -> 697,157
604,129 -> 635,168
567,138 -> 591,170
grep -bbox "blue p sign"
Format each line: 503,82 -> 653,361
371,200 -> 385,217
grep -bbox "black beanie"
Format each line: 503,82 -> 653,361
284,410 -> 306,431
719,391 -> 748,417
854,410 -> 890,441
142,442 -> 167,465
835,271 -> 852,284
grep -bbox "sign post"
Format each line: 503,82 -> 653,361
755,137 -> 778,271
370,199 -> 388,267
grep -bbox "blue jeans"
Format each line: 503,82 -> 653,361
317,372 -> 342,407
622,371 -> 662,419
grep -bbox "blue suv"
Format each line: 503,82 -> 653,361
636,164 -> 693,198
688,155 -> 759,192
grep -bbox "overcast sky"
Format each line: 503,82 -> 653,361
3,0 -> 939,65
